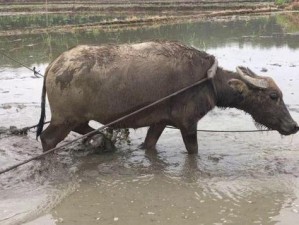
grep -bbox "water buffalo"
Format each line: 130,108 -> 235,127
36,41 -> 298,154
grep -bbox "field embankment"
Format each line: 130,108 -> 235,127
0,1 -> 297,36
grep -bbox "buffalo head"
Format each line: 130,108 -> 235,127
227,67 -> 298,135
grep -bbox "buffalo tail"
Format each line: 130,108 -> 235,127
36,76 -> 46,140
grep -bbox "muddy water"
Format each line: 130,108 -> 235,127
1,13 -> 299,225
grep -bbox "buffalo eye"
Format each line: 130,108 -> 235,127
270,92 -> 279,101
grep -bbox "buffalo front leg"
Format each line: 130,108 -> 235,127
142,123 -> 166,150
40,123 -> 72,152
180,127 -> 198,154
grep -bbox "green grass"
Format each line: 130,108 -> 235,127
275,0 -> 290,5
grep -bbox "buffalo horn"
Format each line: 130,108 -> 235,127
236,67 -> 269,89
237,66 -> 258,78
245,67 -> 258,78
207,58 -> 218,79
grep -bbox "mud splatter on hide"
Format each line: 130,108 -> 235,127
55,68 -> 74,91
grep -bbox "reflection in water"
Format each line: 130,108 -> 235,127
1,13 -> 299,68
0,14 -> 124,31
0,12 -> 299,225
276,13 -> 299,33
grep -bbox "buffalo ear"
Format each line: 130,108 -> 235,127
228,79 -> 248,95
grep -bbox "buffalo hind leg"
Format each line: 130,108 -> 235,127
40,123 -> 72,152
180,127 -> 198,154
142,123 -> 166,150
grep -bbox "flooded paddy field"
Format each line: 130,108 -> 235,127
0,0 -> 278,14
0,0 -> 284,37
1,12 -> 299,225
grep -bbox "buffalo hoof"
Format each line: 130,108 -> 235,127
139,142 -> 156,150
139,142 -> 157,152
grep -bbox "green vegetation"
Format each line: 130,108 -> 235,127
275,0 -> 290,5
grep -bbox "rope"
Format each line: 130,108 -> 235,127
20,121 -> 270,134
166,126 -> 271,133
0,51 -> 44,78
0,76 -> 210,175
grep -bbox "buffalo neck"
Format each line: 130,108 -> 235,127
213,67 -> 241,108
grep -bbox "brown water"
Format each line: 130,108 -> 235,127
1,12 -> 299,225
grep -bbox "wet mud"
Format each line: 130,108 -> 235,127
2,126 -> 299,225
1,12 -> 299,225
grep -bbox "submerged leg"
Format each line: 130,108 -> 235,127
73,122 -> 97,142
40,123 -> 72,152
142,123 -> 166,150
180,126 -> 198,154
73,122 -> 115,151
